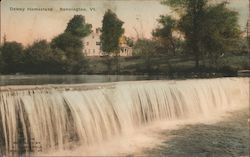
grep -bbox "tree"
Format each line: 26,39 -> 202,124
0,35 -> 6,73
153,15 -> 178,55
133,39 -> 159,74
100,9 -> 124,74
1,41 -> 24,73
65,15 -> 92,38
165,0 -> 208,68
0,15 -> 92,74
200,3 -> 241,67
51,33 -> 83,57
23,40 -> 66,74
161,0 -> 241,69
51,15 -> 92,74
51,33 -> 87,74
125,36 -> 134,47
0,47 -> 3,73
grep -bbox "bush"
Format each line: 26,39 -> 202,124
51,33 -> 88,74
1,42 -> 24,74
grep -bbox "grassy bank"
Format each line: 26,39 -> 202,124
86,52 -> 250,77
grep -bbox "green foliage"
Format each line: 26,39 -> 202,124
51,15 -> 92,74
177,0 -> 208,67
162,0 -> 241,68
153,15 -> 178,55
0,15 -> 92,74
161,0 -> 188,7
0,46 -> 3,73
23,40 -> 66,74
162,0 -> 208,10
100,9 -> 124,55
133,39 -> 160,73
51,33 -> 83,56
232,38 -> 249,53
134,39 -> 158,56
1,41 -> 24,73
51,33 -> 87,74
153,15 -> 176,37
201,3 -> 241,66
125,37 -> 134,47
65,15 -> 92,38
100,9 -> 124,74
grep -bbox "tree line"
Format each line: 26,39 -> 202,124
133,0 -> 248,74
0,0 -> 248,75
0,15 -> 92,74
0,9 -> 125,74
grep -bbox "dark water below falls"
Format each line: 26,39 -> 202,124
0,77 -> 249,156
143,108 -> 249,157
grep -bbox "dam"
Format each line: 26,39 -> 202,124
0,77 -> 249,156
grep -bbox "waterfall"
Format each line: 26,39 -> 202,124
0,78 -> 248,155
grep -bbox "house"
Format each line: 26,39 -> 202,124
82,28 -> 103,56
119,44 -> 133,56
118,36 -> 133,56
82,28 -> 133,57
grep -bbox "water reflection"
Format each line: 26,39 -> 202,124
0,75 -> 169,86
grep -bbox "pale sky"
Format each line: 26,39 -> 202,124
1,0 -> 249,45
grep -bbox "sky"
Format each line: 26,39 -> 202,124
1,0 -> 249,45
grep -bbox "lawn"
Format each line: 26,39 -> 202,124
86,52 -> 250,77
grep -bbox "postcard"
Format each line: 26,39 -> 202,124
0,0 -> 249,156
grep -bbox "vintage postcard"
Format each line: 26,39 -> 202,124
0,0 -> 249,156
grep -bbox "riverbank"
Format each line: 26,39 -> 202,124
0,74 -> 248,86
86,52 -> 250,76
1,52 -> 248,77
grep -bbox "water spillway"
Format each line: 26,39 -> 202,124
0,78 -> 249,155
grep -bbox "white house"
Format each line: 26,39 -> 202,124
82,28 -> 133,57
82,28 -> 103,56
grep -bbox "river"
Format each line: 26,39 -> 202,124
0,75 -> 169,86
0,76 -> 249,157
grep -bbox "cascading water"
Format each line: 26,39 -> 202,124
0,77 -> 249,156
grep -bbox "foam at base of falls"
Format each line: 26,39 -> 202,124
0,77 -> 249,155
40,112 -> 243,157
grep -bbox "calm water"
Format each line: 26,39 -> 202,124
0,75 -> 169,86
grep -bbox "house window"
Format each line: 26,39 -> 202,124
86,42 -> 89,46
96,42 -> 101,45
93,49 -> 95,53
